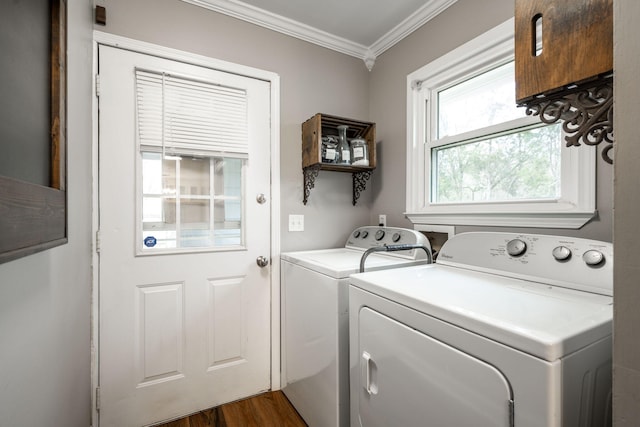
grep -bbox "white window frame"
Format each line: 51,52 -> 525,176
405,18 -> 596,229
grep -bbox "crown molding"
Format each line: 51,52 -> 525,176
181,0 -> 369,58
180,0 -> 458,70
369,0 -> 458,57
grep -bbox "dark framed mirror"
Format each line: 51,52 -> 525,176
0,0 -> 67,264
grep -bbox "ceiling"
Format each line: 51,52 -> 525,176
181,0 -> 459,69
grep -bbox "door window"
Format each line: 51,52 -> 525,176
140,151 -> 244,252
134,68 -> 249,254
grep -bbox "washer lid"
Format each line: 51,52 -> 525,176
349,264 -> 612,361
281,248 -> 426,279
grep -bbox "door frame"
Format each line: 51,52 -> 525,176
91,31 -> 281,426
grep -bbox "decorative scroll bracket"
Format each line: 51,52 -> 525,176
352,171 -> 372,206
521,74 -> 614,164
302,165 -> 321,205
303,166 -> 372,206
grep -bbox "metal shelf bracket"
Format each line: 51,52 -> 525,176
302,165 -> 321,205
522,74 -> 614,164
302,166 -> 372,205
352,170 -> 372,206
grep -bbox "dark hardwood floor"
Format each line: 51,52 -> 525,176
153,391 -> 307,427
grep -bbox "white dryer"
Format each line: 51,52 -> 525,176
349,232 -> 613,427
281,226 -> 431,427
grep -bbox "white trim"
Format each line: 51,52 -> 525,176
91,39 -> 100,427
269,66 -> 282,390
406,212 -> 596,229
181,0 -> 368,58
94,31 -> 278,82
180,0 -> 457,70
369,0 -> 459,57
91,33 -> 283,417
408,20 -> 515,90
405,18 -> 596,230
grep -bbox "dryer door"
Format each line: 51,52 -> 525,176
356,307 -> 513,427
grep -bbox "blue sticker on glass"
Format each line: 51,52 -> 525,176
144,236 -> 157,248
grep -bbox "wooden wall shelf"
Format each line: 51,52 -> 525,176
301,113 -> 376,205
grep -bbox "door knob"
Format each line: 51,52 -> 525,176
256,193 -> 267,204
256,256 -> 269,267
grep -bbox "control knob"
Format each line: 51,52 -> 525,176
583,250 -> 605,266
392,233 -> 401,243
552,246 -> 572,261
375,230 -> 385,241
506,239 -> 527,257
353,230 -> 361,238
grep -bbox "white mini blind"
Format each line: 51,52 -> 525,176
135,69 -> 249,157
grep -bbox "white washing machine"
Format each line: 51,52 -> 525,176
281,226 -> 432,427
349,232 -> 613,427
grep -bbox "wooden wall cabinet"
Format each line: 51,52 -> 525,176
0,0 -> 68,264
515,0 -> 612,103
301,113 -> 376,205
515,0 -> 614,163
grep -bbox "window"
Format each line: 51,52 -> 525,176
406,18 -> 595,228
141,153 -> 244,251
135,68 -> 249,254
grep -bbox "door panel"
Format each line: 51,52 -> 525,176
356,307 -> 512,427
207,276 -> 246,368
136,281 -> 185,385
98,45 -> 271,427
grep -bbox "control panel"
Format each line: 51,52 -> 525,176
345,226 -> 431,260
437,232 -> 613,296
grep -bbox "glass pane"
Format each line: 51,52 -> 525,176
180,198 -> 211,248
142,152 -> 163,194
142,198 -> 177,249
163,159 -> 177,196
438,62 -> 525,138
212,158 -> 242,246
142,230 -> 177,249
140,152 -> 244,251
432,124 -> 562,203
142,197 -> 162,222
180,157 -> 210,196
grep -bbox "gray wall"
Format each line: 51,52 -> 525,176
368,0 -> 613,243
0,1 -> 93,426
613,0 -> 640,424
95,0 -> 377,252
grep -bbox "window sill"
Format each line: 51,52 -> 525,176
405,211 -> 596,229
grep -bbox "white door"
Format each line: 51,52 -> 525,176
97,45 -> 272,427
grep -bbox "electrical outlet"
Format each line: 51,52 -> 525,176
289,214 -> 304,232
378,214 -> 387,227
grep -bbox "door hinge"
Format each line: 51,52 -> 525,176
95,74 -> 101,97
95,386 -> 101,412
508,399 -> 514,427
95,230 -> 101,254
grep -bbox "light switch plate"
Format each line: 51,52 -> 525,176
289,214 -> 304,232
